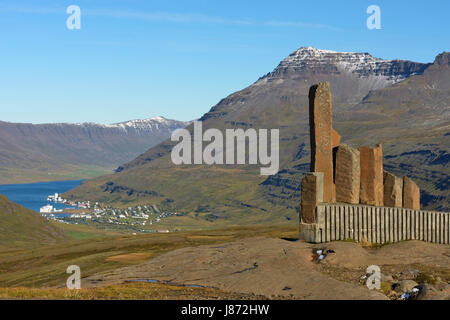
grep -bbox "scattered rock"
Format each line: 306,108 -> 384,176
359,274 -> 369,285
399,284 -> 426,300
398,268 -> 420,280
391,282 -> 400,292
397,280 -> 418,293
312,248 -> 336,263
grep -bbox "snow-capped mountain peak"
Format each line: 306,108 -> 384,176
108,116 -> 188,132
73,116 -> 189,133
264,46 -> 429,85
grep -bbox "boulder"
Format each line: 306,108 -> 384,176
394,280 -> 418,293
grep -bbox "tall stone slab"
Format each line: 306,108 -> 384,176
300,172 -> 324,223
383,171 -> 403,207
403,176 -> 420,210
335,144 -> 360,204
309,82 -> 333,203
359,144 -> 383,206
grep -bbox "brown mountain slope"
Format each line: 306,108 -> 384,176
116,47 -> 428,174
64,48 -> 449,225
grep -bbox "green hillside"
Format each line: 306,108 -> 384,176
0,194 -> 67,250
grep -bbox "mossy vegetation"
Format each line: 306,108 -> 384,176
0,282 -> 266,300
415,273 -> 437,285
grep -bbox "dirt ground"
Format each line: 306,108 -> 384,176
82,238 -> 450,300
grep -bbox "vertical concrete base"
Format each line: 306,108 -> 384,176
300,204 -> 449,244
299,222 -> 321,243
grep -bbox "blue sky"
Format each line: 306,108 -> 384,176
0,0 -> 448,124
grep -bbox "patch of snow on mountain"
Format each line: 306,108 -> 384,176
274,47 -> 414,83
73,116 -> 187,133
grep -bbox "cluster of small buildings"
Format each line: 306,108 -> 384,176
40,191 -> 182,232
39,204 -> 63,213
44,201 -> 181,231
46,193 -> 63,202
42,193 -> 91,211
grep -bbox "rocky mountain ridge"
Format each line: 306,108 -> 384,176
258,46 -> 429,88
74,116 -> 188,132
0,117 -> 189,183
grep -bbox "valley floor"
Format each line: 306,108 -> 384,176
80,238 -> 449,300
0,225 -> 448,300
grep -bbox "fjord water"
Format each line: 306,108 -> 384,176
0,180 -> 84,212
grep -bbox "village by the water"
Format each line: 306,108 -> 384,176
40,193 -> 180,233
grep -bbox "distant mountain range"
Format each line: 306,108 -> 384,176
60,47 -> 449,224
0,116 -> 189,184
